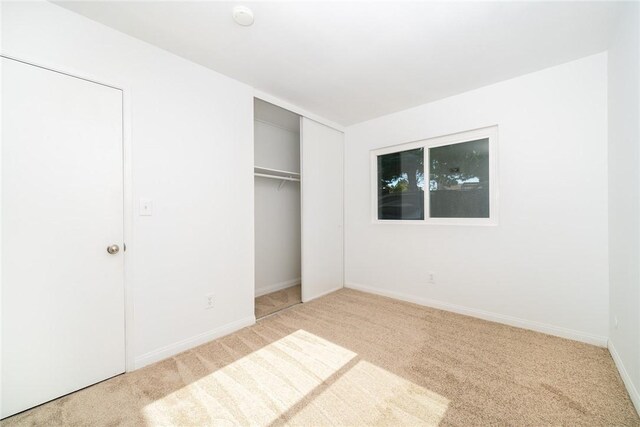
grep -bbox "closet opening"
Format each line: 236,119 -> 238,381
254,98 -> 302,319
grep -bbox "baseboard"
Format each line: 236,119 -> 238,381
345,282 -> 608,347
302,285 -> 344,303
255,278 -> 301,297
608,340 -> 640,415
133,316 -> 256,369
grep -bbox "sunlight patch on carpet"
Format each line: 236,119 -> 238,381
290,360 -> 449,426
142,330 -> 448,425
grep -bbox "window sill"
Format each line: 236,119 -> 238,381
371,219 -> 498,226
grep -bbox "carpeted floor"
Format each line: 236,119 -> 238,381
255,284 -> 301,319
2,288 -> 638,426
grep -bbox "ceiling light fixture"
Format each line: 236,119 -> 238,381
233,6 -> 254,26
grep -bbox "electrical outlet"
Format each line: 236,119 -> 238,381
205,293 -> 214,310
428,272 -> 435,284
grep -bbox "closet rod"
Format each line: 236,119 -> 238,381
254,173 -> 300,182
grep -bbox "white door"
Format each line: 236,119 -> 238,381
301,118 -> 344,301
1,57 -> 125,418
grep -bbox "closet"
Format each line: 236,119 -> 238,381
253,97 -> 345,319
254,99 -> 302,318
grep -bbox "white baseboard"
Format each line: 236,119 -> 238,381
255,278 -> 301,297
303,285 -> 344,303
133,316 -> 256,370
608,340 -> 640,415
345,282 -> 608,347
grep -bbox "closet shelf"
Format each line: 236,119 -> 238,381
254,173 -> 300,182
254,166 -> 300,182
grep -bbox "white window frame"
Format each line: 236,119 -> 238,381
370,125 -> 498,226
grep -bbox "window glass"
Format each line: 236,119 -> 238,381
429,138 -> 489,218
377,148 -> 424,220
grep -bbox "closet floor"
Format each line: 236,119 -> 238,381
255,284 -> 301,319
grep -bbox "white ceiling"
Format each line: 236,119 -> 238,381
55,1 -> 622,126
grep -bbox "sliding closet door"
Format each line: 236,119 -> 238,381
301,118 -> 344,301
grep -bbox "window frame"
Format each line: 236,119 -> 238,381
370,125 -> 499,226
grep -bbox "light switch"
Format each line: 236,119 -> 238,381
139,199 -> 152,216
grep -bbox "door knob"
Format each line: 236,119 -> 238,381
107,244 -> 120,255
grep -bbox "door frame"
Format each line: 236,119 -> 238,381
0,54 -> 136,372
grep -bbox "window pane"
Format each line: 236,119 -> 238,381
377,148 -> 424,220
429,138 -> 489,218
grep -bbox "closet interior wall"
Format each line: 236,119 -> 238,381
254,99 -> 301,297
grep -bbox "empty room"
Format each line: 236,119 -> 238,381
1,0 -> 639,425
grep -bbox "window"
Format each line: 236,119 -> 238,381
371,126 -> 497,225
429,138 -> 489,218
377,148 -> 424,220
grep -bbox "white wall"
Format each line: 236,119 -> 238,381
254,119 -> 300,173
254,120 -> 301,296
2,1 -> 255,368
607,2 -> 640,412
345,53 -> 609,345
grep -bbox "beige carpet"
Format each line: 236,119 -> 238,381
255,284 -> 301,319
2,288 -> 638,426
